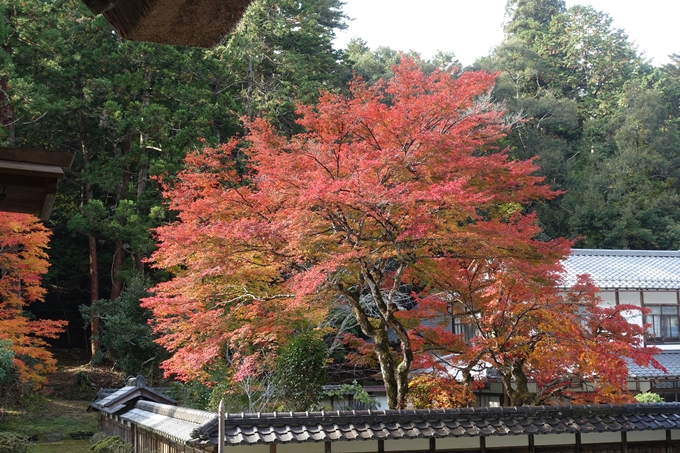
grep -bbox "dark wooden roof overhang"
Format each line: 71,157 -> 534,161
82,0 -> 254,47
0,147 -> 74,221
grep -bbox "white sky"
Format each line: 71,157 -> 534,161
333,1 -> 679,67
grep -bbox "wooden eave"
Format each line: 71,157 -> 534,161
0,147 -> 74,221
83,0 -> 253,47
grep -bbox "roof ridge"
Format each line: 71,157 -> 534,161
212,403 -> 680,427
571,249 -> 680,257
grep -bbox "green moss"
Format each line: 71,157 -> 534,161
31,439 -> 91,453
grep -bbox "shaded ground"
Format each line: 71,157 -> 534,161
47,348 -> 126,400
0,348 -> 126,452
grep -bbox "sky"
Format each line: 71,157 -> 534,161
333,1 -> 679,67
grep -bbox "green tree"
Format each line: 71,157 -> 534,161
504,0 -> 565,45
563,87 -> 680,249
275,332 -> 328,411
211,0 -> 347,134
81,278 -> 167,380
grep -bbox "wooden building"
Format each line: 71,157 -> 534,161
81,0 -> 254,47
0,147 -> 74,220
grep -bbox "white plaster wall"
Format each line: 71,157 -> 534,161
599,291 -> 617,308
372,396 -> 388,410
580,432 -> 621,444
534,433 -> 575,446
644,292 -> 677,304
301,440 -> 372,453
628,430 -> 666,442
485,435 -> 529,448
618,291 -> 643,327
227,445 -> 272,453
384,438 -> 429,451
619,291 -> 642,306
436,436 -> 481,449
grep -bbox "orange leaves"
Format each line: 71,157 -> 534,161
0,213 -> 66,388
146,57 -> 570,405
408,374 -> 476,409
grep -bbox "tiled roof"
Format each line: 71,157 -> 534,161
185,403 -> 680,448
121,401 -> 215,445
628,351 -> 680,378
561,249 -> 680,290
89,385 -> 176,415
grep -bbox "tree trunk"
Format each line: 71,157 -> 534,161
87,233 -> 100,358
511,362 -> 533,405
373,324 -> 399,409
81,136 -> 101,360
0,8 -> 15,146
109,241 -> 126,301
0,76 -> 15,145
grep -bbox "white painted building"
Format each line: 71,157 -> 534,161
562,249 -> 680,400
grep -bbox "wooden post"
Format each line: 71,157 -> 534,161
528,434 -> 535,453
667,429 -> 672,453
575,432 -> 582,453
429,437 -> 436,453
480,436 -> 486,453
325,441 -> 332,453
621,431 -> 627,453
218,400 -> 225,453
378,440 -> 384,453
269,444 -> 276,453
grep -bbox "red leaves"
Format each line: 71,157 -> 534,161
0,213 -> 66,388
147,57 -> 614,406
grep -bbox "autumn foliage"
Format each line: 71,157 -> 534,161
0,213 -> 66,388
146,57 -> 658,408
407,258 -> 662,406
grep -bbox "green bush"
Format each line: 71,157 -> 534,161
89,433 -> 132,453
0,432 -> 30,453
275,331 -> 328,411
635,392 -> 664,403
0,341 -> 15,385
81,278 -> 167,380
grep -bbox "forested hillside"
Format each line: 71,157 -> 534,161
0,0 -> 677,407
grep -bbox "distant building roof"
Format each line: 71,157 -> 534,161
562,249 -> 680,290
628,351 -> 680,378
89,382 -> 176,415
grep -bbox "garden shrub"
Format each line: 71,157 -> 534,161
0,432 -> 30,453
90,433 -> 132,453
635,392 -> 664,403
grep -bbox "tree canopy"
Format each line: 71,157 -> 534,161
144,57 -> 599,408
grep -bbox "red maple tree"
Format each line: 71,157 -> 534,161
407,252 -> 662,406
145,58 -> 656,408
0,213 -> 66,388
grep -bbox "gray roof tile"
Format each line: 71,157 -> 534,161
562,249 -> 680,290
627,351 -> 680,377
182,404 -> 680,448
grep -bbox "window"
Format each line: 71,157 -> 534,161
651,379 -> 680,402
646,306 -> 680,343
453,317 -> 478,343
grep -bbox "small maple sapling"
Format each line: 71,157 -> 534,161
0,213 -> 66,388
146,57 -> 614,408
